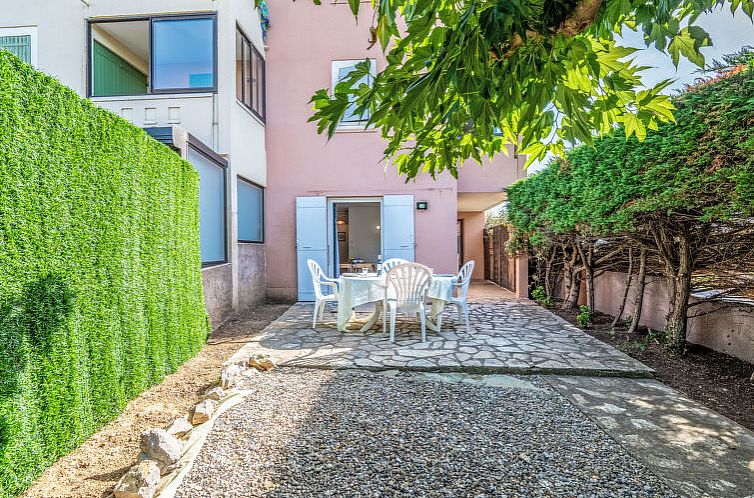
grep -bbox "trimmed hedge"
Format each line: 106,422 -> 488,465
0,52 -> 209,496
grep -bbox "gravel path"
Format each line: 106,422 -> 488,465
175,368 -> 676,498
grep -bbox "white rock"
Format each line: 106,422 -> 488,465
750,371 -> 754,383
139,429 -> 182,475
220,364 -> 245,389
165,416 -> 193,438
203,386 -> 225,401
190,399 -> 217,425
113,460 -> 160,498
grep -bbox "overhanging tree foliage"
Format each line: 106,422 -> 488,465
506,63 -> 754,352
0,52 -> 209,496
306,0 -> 754,178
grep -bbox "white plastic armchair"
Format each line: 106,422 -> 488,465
382,263 -> 433,342
307,259 -> 339,329
382,258 -> 408,273
450,260 -> 475,332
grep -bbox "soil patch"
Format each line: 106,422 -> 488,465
551,304 -> 754,431
21,303 -> 291,498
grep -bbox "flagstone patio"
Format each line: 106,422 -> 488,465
231,283 -> 654,378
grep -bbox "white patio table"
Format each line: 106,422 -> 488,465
336,273 -> 456,332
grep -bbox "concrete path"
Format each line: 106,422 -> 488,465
232,284 -> 653,378
547,376 -> 754,498
184,282 -> 754,497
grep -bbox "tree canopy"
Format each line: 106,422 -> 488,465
506,63 -> 754,350
307,0 -> 754,178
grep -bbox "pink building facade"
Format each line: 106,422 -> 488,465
264,1 -> 526,301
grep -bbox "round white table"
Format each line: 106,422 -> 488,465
336,273 -> 456,332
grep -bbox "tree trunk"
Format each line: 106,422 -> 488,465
665,236 -> 693,353
544,248 -> 556,298
611,246 -> 633,329
628,248 -> 647,335
561,242 -> 581,309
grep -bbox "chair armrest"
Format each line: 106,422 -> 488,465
320,281 -> 338,295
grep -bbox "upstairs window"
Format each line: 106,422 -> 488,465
0,27 -> 37,65
236,28 -> 265,121
89,14 -> 216,97
331,59 -> 376,125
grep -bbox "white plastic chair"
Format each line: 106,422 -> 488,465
382,263 -> 433,342
307,259 -> 339,329
382,257 -> 408,273
449,260 -> 475,332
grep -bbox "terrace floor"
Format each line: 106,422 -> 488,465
230,282 -> 654,378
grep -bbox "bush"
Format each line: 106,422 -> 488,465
0,52 -> 209,496
576,306 -> 592,328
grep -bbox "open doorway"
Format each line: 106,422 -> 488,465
333,201 -> 382,276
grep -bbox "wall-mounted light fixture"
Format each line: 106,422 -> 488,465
416,201 -> 428,210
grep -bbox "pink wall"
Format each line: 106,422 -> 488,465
594,271 -> 754,364
264,1 -> 458,300
458,211 -> 486,280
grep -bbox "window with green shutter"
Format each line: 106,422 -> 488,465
92,41 -> 148,97
0,35 -> 31,64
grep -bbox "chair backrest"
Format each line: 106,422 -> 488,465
382,258 -> 408,272
385,262 -> 432,310
307,259 -> 332,299
455,260 -> 475,299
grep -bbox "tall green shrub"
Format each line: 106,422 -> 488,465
0,52 -> 209,496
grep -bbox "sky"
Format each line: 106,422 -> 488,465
526,7 -> 754,173
618,6 -> 754,92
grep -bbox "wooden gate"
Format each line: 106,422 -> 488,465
483,225 -> 516,292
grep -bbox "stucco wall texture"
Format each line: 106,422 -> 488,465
594,271 -> 754,364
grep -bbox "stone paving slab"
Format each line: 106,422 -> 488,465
231,294 -> 654,378
547,376 -> 754,498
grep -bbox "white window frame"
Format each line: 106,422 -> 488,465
331,58 -> 376,129
0,26 -> 38,66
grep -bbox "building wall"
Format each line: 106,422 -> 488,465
238,243 -> 267,311
594,271 -> 754,364
202,263 -> 234,329
458,211 -> 486,280
264,0 -> 458,301
2,0 -> 269,324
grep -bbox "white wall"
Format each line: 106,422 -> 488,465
2,0 -> 268,315
347,205 -> 381,262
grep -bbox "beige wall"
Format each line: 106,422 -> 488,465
594,271 -> 754,363
458,211 -> 486,280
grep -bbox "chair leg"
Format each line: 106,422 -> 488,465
463,302 -> 470,333
382,301 -> 388,334
436,311 -> 443,334
312,300 -> 320,329
389,307 -> 397,342
319,301 -> 327,321
419,307 -> 427,342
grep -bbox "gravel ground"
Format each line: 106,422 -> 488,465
175,368 -> 676,498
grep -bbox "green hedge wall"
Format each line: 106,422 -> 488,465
0,52 -> 209,496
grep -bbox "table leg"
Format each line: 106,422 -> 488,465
359,301 -> 383,332
336,301 -> 353,332
426,299 -> 446,332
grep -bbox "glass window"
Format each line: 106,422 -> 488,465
152,17 -> 215,91
89,15 -> 215,96
235,28 -> 265,121
237,179 -> 264,243
0,34 -> 31,64
188,147 -> 226,263
331,59 -> 376,124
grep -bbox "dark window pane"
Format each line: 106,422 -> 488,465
244,39 -> 253,109
238,180 -> 263,242
236,30 -> 244,102
152,17 -> 215,91
188,148 -> 226,263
